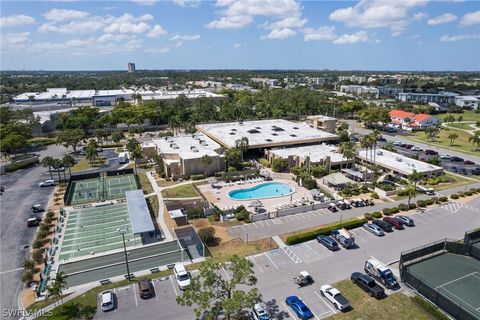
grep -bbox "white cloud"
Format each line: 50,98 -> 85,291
333,30 -> 369,44
174,0 -> 201,7
169,34 -> 200,41
303,26 -> 336,41
104,22 -> 151,34
440,34 -> 480,42
329,0 -> 429,36
43,9 -> 90,21
97,33 -> 131,42
144,47 -> 171,53
39,19 -> 105,34
413,12 -> 428,21
460,10 -> 480,26
207,15 -> 253,29
65,38 -> 94,47
131,0 -> 157,5
147,25 -> 167,37
0,15 -> 35,27
427,13 -> 457,25
1,32 -> 31,45
233,42 -> 243,48
261,27 -> 296,39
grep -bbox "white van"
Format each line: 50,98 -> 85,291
174,263 -> 191,289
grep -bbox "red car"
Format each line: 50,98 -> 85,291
383,217 -> 404,230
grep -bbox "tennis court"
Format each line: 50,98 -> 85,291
68,174 -> 139,205
59,203 -> 143,261
406,253 -> 480,318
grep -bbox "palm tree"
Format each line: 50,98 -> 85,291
201,155 -> 212,178
338,141 -> 357,169
383,141 -> 396,152
126,138 -> 140,153
41,156 -> 54,180
408,170 -> 423,188
62,155 -> 75,178
360,135 -> 374,186
47,272 -> 68,311
405,183 -> 417,207
130,145 -> 143,174
369,130 -> 382,170
468,132 -> 480,151
235,137 -> 249,162
448,133 -> 459,146
51,158 -> 64,182
85,140 -> 98,165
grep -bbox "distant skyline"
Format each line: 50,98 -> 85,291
1,0 -> 480,71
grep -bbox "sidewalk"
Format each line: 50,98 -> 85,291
146,171 -> 173,241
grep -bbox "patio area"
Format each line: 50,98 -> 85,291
196,177 -> 313,213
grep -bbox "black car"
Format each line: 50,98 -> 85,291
425,149 -> 438,155
350,272 -> 385,299
458,168 -> 468,175
472,168 -> 480,175
450,156 -> 464,162
316,235 -> 340,251
449,166 -> 458,173
372,219 -> 393,232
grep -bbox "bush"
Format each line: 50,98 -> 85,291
469,188 -> 478,193
301,176 -> 317,190
370,192 -> 379,199
438,196 -> 448,202
431,196 -> 438,203
259,158 -> 271,168
186,207 -> 204,219
198,227 -> 215,244
235,209 -> 250,222
372,211 -> 382,218
214,172 -> 224,178
190,174 -> 205,180
465,191 -> 473,196
425,199 -> 434,206
450,194 -> 459,199
417,200 -> 427,207
32,249 -> 45,264
271,158 -> 289,173
408,203 -> 417,210
364,213 -> 373,220
398,203 -> 408,211
285,218 -> 368,245
382,207 -> 398,216
457,192 -> 465,197
213,211 -> 220,221
22,270 -> 34,285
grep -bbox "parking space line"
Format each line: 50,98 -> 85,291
264,252 -> 279,270
249,256 -> 264,273
222,267 -> 231,280
281,302 -> 299,320
314,291 -> 336,314
303,242 -> 319,257
132,282 -> 139,307
318,311 -> 330,317
118,285 -> 131,291
169,275 -> 179,296
152,280 -> 159,301
113,288 -> 118,312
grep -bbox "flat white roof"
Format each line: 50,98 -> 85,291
197,119 -> 338,149
358,149 -> 443,175
125,190 -> 155,234
153,133 -> 223,160
269,144 -> 346,164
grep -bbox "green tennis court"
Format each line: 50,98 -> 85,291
68,174 -> 139,205
406,253 -> 480,318
59,203 -> 143,261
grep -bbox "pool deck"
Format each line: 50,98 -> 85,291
197,178 -> 312,212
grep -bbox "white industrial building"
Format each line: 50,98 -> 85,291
340,85 -> 379,98
397,92 -> 458,104
455,96 -> 479,109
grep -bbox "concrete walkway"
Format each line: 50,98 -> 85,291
146,171 -> 173,241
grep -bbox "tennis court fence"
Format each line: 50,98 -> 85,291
464,229 -> 480,245
400,238 -> 480,320
64,172 -> 100,205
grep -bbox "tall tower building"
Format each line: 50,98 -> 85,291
128,62 -> 136,73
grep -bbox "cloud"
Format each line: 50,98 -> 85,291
1,32 -> 31,45
144,47 -> 171,53
440,34 -> 480,42
43,9 -> 90,21
261,28 -> 296,39
413,12 -> 428,21
460,10 -> 480,26
303,26 -> 336,41
97,33 -> 131,42
174,0 -> 201,7
131,0 -> 157,5
169,34 -> 201,41
329,0 -> 429,36
39,19 -> 105,34
427,13 -> 457,25
147,25 -> 167,37
333,30 -> 369,44
0,15 -> 36,27
207,15 -> 253,29
233,42 -> 243,48
104,22 -> 151,34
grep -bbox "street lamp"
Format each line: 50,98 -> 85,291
117,226 -> 131,281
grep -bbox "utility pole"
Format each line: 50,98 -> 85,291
117,226 -> 131,281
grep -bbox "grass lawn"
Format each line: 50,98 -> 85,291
208,238 -> 277,262
161,183 -> 199,198
437,111 -> 480,122
406,128 -> 480,156
430,173 -> 474,191
137,172 -> 154,194
146,195 -> 159,217
208,215 -> 244,228
70,158 -> 106,172
329,280 -> 430,320
447,122 -> 478,131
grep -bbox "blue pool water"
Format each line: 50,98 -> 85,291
228,182 -> 294,200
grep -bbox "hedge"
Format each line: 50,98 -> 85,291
286,218 -> 368,245
372,211 -> 382,218
425,199 -> 434,206
364,213 -> 373,220
408,203 -> 417,209
438,196 -> 448,202
450,194 -> 459,199
417,200 -> 427,207
190,174 -> 205,180
457,192 -> 465,197
465,191 -> 473,196
382,207 -> 399,216
398,203 -> 408,211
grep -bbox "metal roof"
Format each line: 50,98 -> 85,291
126,190 -> 155,234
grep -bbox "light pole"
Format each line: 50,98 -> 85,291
117,226 -> 131,281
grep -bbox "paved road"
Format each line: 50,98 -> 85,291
229,180 -> 480,242
346,120 -> 480,163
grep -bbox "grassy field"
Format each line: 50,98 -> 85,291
208,238 -> 277,261
70,158 -> 106,172
161,183 -> 199,198
329,280 -> 431,320
406,127 -> 479,156
137,172 -> 154,194
430,173 -> 474,191
437,111 -> 480,122
447,122 -> 478,131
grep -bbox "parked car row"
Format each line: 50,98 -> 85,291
363,215 -> 415,236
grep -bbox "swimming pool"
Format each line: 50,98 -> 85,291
228,182 -> 295,200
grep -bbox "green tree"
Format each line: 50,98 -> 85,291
85,140 -> 98,165
383,141 -> 396,152
0,134 -> 28,156
448,133 -> 459,145
56,128 -> 84,153
225,148 -> 243,170
177,256 -> 261,320
62,155 -> 75,178
271,158 -> 289,173
126,138 -> 140,153
404,183 -> 417,207
41,156 -> 55,180
130,144 -> 143,174
339,141 -> 357,169
111,130 -> 125,144
424,126 -> 441,142
408,170 -> 423,188
359,106 -> 391,128
369,130 -> 382,171
46,272 -> 68,311
201,155 -> 212,178
469,131 -> 480,151
360,135 -> 374,185
51,158 -> 64,182
235,137 -> 249,162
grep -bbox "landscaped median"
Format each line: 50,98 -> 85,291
284,217 -> 368,245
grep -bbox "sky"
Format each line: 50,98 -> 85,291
1,0 -> 479,71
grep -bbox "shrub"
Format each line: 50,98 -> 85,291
259,158 -> 271,168
370,192 -> 379,199
301,176 -> 317,190
398,203 -> 408,211
457,192 -> 465,197
214,172 -> 224,178
32,249 -> 45,264
425,199 -> 434,206
271,158 -> 289,173
408,203 -> 417,210
285,218 -> 368,245
190,174 -> 205,180
417,200 -> 427,208
186,207 -> 204,219
450,194 -> 459,199
32,239 -> 45,249
235,209 -> 250,222
23,260 -> 35,270
465,191 -> 473,196
372,211 -> 382,218
364,213 -> 373,220
22,270 -> 34,285
391,207 -> 400,214
198,227 -> 215,244
469,188 -> 478,193
438,196 -> 448,202
431,196 -> 438,203
213,211 -> 220,221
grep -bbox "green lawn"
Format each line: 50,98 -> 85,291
137,172 -> 154,194
430,173 -> 475,191
329,280 -> 431,320
406,128 -> 480,156
161,183 -> 199,198
70,158 -> 106,172
447,122 -> 478,131
437,111 -> 480,122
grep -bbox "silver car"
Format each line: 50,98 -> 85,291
363,223 -> 385,236
100,290 -> 115,312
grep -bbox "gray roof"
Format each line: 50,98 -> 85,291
126,190 -> 155,234
322,173 -> 353,186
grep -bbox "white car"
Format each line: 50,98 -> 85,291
440,154 -> 452,159
411,146 -> 423,152
320,285 -> 351,311
363,223 -> 384,236
173,263 -> 191,289
100,290 -> 115,312
251,303 -> 271,320
38,180 -> 56,187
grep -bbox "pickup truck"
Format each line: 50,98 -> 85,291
350,272 -> 385,299
320,285 -> 351,311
